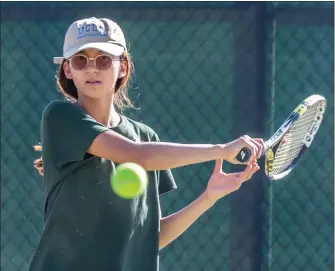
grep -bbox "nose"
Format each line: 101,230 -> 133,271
85,58 -> 99,73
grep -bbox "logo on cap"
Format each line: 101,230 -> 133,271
77,23 -> 107,40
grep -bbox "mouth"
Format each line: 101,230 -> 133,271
85,80 -> 102,85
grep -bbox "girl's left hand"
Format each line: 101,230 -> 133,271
205,159 -> 260,205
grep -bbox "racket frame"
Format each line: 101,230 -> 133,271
263,94 -> 326,180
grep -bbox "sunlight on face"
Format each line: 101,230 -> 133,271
64,49 -> 122,100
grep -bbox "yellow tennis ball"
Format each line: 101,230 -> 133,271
111,163 -> 148,199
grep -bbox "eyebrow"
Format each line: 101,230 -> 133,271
76,49 -> 104,55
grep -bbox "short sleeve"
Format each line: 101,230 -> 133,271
150,132 -> 177,195
42,101 -> 110,169
158,169 -> 177,195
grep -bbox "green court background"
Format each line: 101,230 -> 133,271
1,2 -> 334,271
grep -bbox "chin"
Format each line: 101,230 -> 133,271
80,88 -> 108,99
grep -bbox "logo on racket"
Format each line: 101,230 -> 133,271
265,149 -> 274,174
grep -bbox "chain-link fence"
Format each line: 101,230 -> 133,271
1,2 -> 334,271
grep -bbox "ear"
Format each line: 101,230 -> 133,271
63,61 -> 73,79
118,60 -> 127,79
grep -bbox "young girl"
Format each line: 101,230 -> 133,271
29,17 -> 263,271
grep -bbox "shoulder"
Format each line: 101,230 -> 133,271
42,100 -> 88,124
43,100 -> 79,118
122,116 -> 159,141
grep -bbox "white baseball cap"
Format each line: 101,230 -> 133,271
54,17 -> 126,64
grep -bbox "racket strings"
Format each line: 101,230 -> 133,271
272,102 -> 320,175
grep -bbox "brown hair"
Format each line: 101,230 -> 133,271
34,52 -> 134,176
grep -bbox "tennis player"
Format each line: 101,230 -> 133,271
29,17 -> 263,271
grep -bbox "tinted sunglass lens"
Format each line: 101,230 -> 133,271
71,55 -> 88,70
96,55 -> 113,70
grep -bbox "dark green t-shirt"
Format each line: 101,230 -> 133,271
29,100 -> 177,271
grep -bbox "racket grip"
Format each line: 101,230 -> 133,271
235,147 -> 252,163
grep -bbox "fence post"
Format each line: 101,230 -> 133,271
229,3 -> 268,271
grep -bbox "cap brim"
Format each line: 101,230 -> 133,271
53,57 -> 64,64
53,43 -> 125,64
64,42 -> 125,59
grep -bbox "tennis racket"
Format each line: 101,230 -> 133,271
235,94 -> 327,180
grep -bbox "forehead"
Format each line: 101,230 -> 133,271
75,49 -> 105,57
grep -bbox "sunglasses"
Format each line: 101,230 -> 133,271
69,54 -> 121,71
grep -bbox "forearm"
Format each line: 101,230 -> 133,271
159,192 -> 214,249
139,143 -> 225,171
90,131 -> 227,171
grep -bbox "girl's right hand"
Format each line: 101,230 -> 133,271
221,136 -> 264,164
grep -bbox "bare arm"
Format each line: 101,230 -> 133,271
88,130 -> 226,171
88,130 -> 263,171
159,192 -> 213,249
159,160 -> 260,249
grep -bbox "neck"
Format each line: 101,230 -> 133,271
77,95 -> 121,128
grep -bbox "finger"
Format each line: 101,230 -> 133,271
250,162 -> 260,175
254,138 -> 265,150
233,161 -> 258,179
252,138 -> 265,158
214,159 -> 223,173
241,162 -> 259,182
248,164 -> 260,180
248,137 -> 264,159
234,174 -> 243,188
241,136 -> 258,163
235,165 -> 251,182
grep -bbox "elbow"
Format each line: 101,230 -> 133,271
159,242 -> 166,250
158,219 -> 171,250
158,233 -> 168,250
